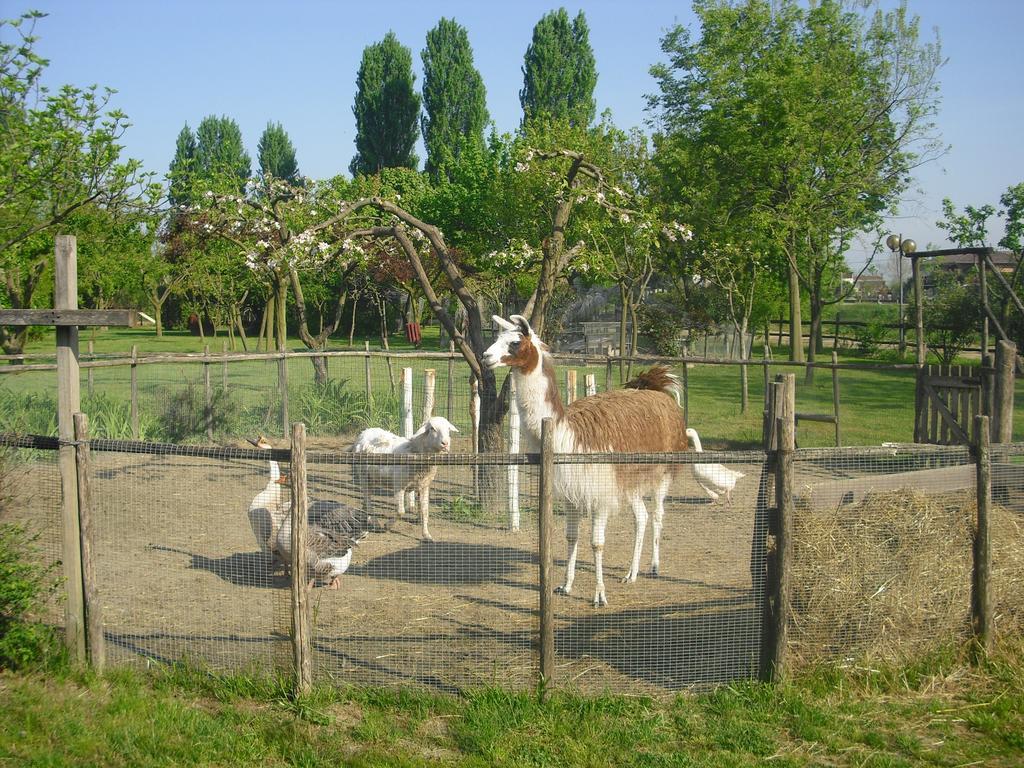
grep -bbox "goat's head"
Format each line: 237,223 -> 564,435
483,314 -> 546,374
417,416 -> 459,453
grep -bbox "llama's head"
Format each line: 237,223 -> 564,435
483,314 -> 546,374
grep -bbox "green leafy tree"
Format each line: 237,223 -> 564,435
257,121 -> 300,184
421,18 -> 489,180
0,11 -> 159,357
167,125 -> 197,208
194,115 -> 251,194
936,198 -> 995,247
520,8 -> 597,128
649,0 -> 943,370
350,32 -> 421,176
921,270 -> 976,364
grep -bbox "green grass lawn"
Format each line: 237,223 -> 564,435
2,643 -> 1022,767
3,325 -> 1022,446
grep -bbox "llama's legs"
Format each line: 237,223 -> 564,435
555,507 -> 582,596
651,474 -> 671,576
418,483 -> 433,541
592,507 -> 610,607
622,492 -> 648,584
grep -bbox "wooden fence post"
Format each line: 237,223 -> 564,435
278,352 -> 289,436
972,414 -> 992,659
447,341 -> 455,421
204,344 -> 213,441
993,340 -> 1015,443
222,340 -> 229,392
55,235 -> 85,663
73,412 -> 104,672
422,368 -> 436,423
584,373 -> 596,397
130,345 -> 139,440
605,345 -> 613,391
565,369 -> 577,405
832,350 -> 841,447
538,417 -> 555,697
364,341 -> 372,404
290,422 -> 312,695
763,374 -> 795,682
913,254 -> 926,366
401,367 -> 414,437
470,376 -> 481,498
681,350 -> 689,424
87,339 -> 94,398
401,367 -> 415,511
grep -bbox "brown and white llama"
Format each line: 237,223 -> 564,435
483,314 -> 688,607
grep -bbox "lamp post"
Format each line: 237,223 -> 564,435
887,233 -> 916,359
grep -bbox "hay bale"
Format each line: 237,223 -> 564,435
788,488 -> 1024,666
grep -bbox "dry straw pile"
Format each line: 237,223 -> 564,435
789,488 -> 1024,667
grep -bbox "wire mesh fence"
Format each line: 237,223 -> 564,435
2,417 -> 1022,697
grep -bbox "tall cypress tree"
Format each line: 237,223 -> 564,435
168,124 -> 197,208
350,31 -> 421,176
520,8 -> 597,128
421,17 -> 489,179
195,115 -> 251,193
257,121 -> 300,184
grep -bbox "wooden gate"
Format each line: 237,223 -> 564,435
914,365 -> 986,445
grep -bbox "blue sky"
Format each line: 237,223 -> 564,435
17,0 -> 1024,268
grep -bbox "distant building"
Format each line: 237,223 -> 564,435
840,273 -> 892,302
934,250 -> 1018,278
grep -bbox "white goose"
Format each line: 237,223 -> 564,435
247,435 -> 291,561
685,428 -> 745,504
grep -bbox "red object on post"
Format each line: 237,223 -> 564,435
405,322 -> 421,345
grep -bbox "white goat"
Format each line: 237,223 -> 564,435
346,416 -> 459,541
685,428 -> 745,504
483,314 -> 689,607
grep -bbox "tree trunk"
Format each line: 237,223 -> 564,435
806,291 -> 823,385
348,295 -> 358,347
788,264 -> 804,363
618,284 -> 629,382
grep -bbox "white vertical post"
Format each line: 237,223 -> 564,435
470,377 -> 480,452
584,373 -> 596,397
508,378 -> 520,531
401,367 -> 414,437
422,368 -> 436,423
401,367 -> 415,510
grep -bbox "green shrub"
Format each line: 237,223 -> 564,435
82,392 -> 157,440
153,377 -> 244,442
852,320 -> 889,357
0,497 -> 62,670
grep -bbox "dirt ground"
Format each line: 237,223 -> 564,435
7,445 -> 766,697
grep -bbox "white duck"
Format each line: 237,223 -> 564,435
686,428 -> 746,505
247,435 -> 291,562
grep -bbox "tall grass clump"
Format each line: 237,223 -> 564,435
0,387 -> 57,435
0,451 -> 62,670
294,378 -> 371,436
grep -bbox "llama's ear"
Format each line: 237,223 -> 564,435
510,314 -> 533,336
492,315 -> 517,332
